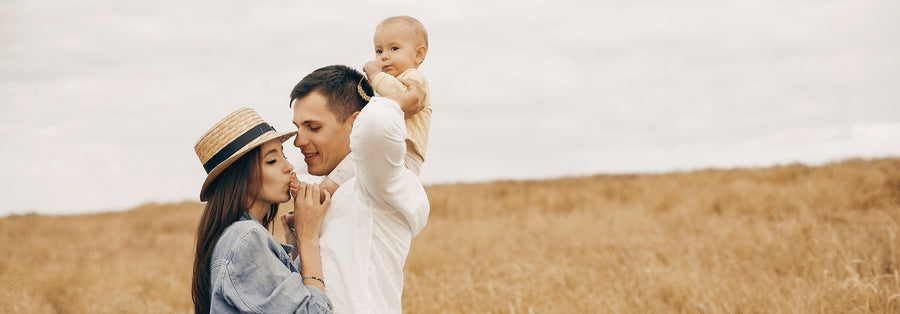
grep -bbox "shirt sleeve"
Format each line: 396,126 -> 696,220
222,228 -> 333,313
349,97 -> 430,234
325,154 -> 355,185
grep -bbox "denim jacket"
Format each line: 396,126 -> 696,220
209,212 -> 333,313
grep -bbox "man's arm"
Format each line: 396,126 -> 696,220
349,89 -> 429,233
385,77 -> 426,119
349,97 -> 406,192
320,155 -> 354,199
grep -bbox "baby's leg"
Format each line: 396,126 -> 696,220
404,142 -> 424,175
404,152 -> 423,175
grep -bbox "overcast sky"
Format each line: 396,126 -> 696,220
1,0 -> 898,215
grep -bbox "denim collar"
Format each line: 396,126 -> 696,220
240,211 -> 256,223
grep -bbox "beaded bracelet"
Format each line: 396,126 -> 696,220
302,275 -> 326,287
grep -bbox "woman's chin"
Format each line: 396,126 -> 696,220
279,192 -> 292,203
265,193 -> 291,204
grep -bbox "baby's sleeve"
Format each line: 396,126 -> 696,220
370,69 -> 426,97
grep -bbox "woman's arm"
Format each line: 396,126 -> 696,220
221,227 -> 333,313
291,182 -> 330,292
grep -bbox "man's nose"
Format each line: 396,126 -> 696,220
294,131 -> 309,147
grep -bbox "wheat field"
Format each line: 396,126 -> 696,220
2,158 -> 899,313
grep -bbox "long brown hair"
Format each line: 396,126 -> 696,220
191,147 -> 280,313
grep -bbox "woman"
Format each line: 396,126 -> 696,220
191,107 -> 333,313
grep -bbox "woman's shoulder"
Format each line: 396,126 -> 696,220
212,220 -> 271,261
221,219 -> 266,241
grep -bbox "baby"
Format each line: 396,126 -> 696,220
321,16 -> 432,193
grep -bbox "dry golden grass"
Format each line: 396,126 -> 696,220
2,157 -> 899,313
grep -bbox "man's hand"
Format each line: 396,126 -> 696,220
363,60 -> 384,80
389,77 -> 426,119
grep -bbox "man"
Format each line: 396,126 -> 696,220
287,65 -> 429,313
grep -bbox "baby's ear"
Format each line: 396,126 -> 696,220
415,44 -> 427,65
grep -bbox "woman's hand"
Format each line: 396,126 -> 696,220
292,182 -> 331,244
286,179 -> 331,292
281,173 -> 301,258
319,177 -> 339,203
280,210 -> 299,259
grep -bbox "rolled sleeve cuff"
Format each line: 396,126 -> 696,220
326,155 -> 355,185
305,283 -> 334,312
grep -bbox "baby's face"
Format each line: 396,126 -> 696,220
373,23 -> 424,76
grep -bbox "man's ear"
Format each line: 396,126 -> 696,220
415,45 -> 427,65
346,111 -> 361,130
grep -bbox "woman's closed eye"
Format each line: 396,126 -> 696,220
266,159 -> 277,165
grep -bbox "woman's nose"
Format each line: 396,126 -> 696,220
285,160 -> 294,173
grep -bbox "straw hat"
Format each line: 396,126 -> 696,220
194,107 -> 296,201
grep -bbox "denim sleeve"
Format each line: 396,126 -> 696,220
222,227 -> 332,313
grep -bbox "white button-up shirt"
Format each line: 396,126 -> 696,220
319,97 -> 430,314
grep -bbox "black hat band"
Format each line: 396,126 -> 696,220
202,123 -> 275,173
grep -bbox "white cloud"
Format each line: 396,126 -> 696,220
1,0 -> 899,215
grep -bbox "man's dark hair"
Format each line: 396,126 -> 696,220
289,65 -> 374,122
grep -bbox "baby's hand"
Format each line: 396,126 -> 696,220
363,60 -> 384,80
289,172 -> 299,199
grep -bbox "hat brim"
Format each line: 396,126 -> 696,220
200,129 -> 296,201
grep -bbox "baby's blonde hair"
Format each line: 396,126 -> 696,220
378,16 -> 428,48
